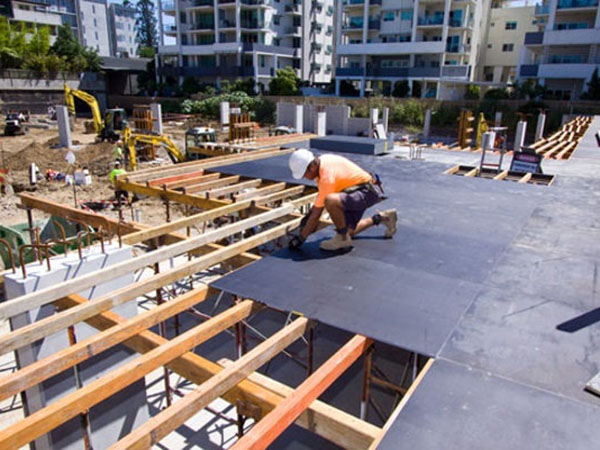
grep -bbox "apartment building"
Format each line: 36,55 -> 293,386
335,0 -> 492,99
3,0 -> 65,43
78,0 -> 110,56
479,2 -> 537,84
518,0 -> 600,99
156,0 -> 335,91
108,3 -> 138,57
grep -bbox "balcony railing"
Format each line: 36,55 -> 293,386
547,54 -> 586,64
285,26 -> 301,34
524,32 -> 544,45
370,0 -> 382,5
285,4 -> 301,13
312,22 -> 323,32
311,63 -> 322,71
441,65 -> 469,78
182,66 -> 218,76
218,0 -> 235,4
520,64 -> 539,77
158,66 -> 181,76
535,4 -> 550,14
325,45 -> 333,55
418,16 -> 444,25
557,0 -> 598,8
191,21 -> 214,29
326,25 -> 334,35
446,44 -> 469,53
311,43 -> 322,52
343,0 -> 365,5
219,19 -> 235,28
241,0 -> 268,4
343,22 -> 364,30
240,19 -> 265,28
336,67 -> 364,76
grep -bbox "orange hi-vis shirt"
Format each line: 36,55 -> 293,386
315,154 -> 372,208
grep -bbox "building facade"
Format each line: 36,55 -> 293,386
334,0 -> 492,99
479,2 -> 537,84
78,0 -> 110,56
156,0 -> 335,91
108,3 -> 138,57
518,0 -> 600,99
5,0 -> 63,43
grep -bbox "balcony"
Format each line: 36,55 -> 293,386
336,67 -> 365,76
311,63 -> 322,71
12,7 -> 62,26
219,19 -> 235,28
535,4 -> 550,14
218,0 -> 235,4
312,0 -> 324,10
311,43 -> 323,52
327,5 -> 334,15
519,64 -> 539,77
258,66 -> 274,76
285,4 -> 301,13
192,0 -> 214,5
342,22 -> 364,30
325,65 -> 332,73
524,32 -> 544,45
446,44 -> 469,53
190,22 -> 215,30
325,45 -> 333,55
326,25 -> 334,35
312,22 -> 323,32
440,65 -> 469,78
285,26 -> 301,35
241,0 -> 269,5
418,16 -> 444,26
182,66 -> 218,76
365,67 -> 444,78
158,66 -> 181,76
557,0 -> 598,8
162,1 -> 175,10
543,28 -> 600,45
370,0 -> 382,5
337,41 -> 445,56
368,20 -> 381,29
343,0 -> 365,6
538,62 -> 599,79
163,24 -> 177,32
242,43 -> 297,56
240,19 -> 265,28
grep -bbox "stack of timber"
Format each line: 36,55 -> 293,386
530,116 -> 592,160
190,133 -> 316,158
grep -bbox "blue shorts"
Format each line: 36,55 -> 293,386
339,185 -> 382,230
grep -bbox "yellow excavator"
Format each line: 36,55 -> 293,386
122,125 -> 185,171
64,84 -> 127,141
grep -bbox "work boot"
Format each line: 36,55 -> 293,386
380,209 -> 398,238
320,233 -> 352,251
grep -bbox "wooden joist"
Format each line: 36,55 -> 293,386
110,317 -> 309,449
0,301 -> 256,450
163,172 -> 220,190
0,287 -> 211,402
147,169 -> 206,187
234,182 -> 287,201
0,216 -> 301,355
57,295 -> 380,449
184,175 -> 241,194
0,204 -> 295,322
231,335 -> 373,449
207,179 -> 262,199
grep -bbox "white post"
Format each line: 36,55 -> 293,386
424,108 -> 432,138
494,111 -> 502,127
514,120 -> 527,152
150,103 -> 163,135
382,107 -> 389,133
294,104 -> 304,134
316,112 -> 326,136
220,101 -> 230,128
369,108 -> 379,138
535,112 -> 546,142
56,105 -> 71,148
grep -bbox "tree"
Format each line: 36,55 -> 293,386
136,0 -> 158,51
268,67 -> 299,95
581,69 -> 600,100
51,24 -> 100,73
392,80 -> 410,98
464,84 -> 480,100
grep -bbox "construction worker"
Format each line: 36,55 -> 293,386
113,141 -> 124,164
109,161 -> 128,205
288,149 -> 397,251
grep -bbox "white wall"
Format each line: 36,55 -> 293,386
79,0 -> 111,56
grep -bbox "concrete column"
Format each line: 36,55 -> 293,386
360,78 -> 366,97
514,120 -> 527,151
535,112 -> 546,141
424,108 -> 432,138
316,112 -> 326,136
295,104 -> 304,134
494,111 -> 502,127
150,103 -> 163,135
382,107 -> 389,133
335,78 -> 341,96
220,101 -> 230,127
369,108 -> 379,138
56,105 -> 71,148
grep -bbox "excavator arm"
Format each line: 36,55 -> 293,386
64,84 -> 104,134
122,126 -> 186,171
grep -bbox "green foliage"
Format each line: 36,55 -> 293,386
51,24 -> 100,73
581,69 -> 600,100
179,92 -> 275,124
392,81 -> 410,98
430,103 -> 461,127
136,0 -> 158,50
181,77 -> 202,96
351,103 -> 370,118
221,78 -> 256,96
464,84 -> 481,100
484,88 -> 509,100
138,46 -> 155,59
253,97 -> 276,124
268,67 -> 299,96
389,100 -> 425,126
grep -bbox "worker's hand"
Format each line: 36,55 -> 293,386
288,234 -> 305,251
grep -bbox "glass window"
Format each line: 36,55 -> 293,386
505,21 -> 517,30
383,12 -> 395,21
400,10 -> 412,20
502,43 -> 514,52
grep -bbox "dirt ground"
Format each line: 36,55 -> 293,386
0,116 -> 190,229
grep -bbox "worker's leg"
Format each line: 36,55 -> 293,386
323,193 -> 348,235
349,217 -> 374,236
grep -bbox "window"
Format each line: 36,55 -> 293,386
95,31 -> 99,40
490,22 -> 495,27
502,43 -> 514,52
92,5 -> 95,13
273,15 -> 280,25
400,10 -> 413,21
383,12 -> 395,21
487,43 -> 492,48
505,21 -> 517,30
93,18 -> 97,27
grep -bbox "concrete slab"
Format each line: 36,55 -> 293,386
309,135 -> 387,155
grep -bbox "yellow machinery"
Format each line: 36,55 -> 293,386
457,109 -> 475,149
475,113 -> 489,149
64,84 -> 127,141
122,126 -> 185,171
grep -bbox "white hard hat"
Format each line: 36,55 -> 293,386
289,148 -> 314,179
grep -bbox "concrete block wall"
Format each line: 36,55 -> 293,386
276,103 -> 298,128
324,105 -> 351,135
3,243 -> 150,450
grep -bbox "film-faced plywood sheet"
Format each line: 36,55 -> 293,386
378,359 -> 600,450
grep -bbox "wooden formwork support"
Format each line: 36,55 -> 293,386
163,172 -> 221,190
493,170 -> 509,180
0,216 -> 302,355
367,358 -> 435,450
147,169 -> 207,187
0,301 -> 257,450
110,317 -> 309,449
184,175 -> 241,194
207,179 -> 263,199
0,204 -> 296,323
530,116 -> 591,160
0,286 -> 211,402
234,182 -> 287,201
57,295 -> 381,449
231,335 -> 373,449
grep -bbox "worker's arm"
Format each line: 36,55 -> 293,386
289,206 -> 323,250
